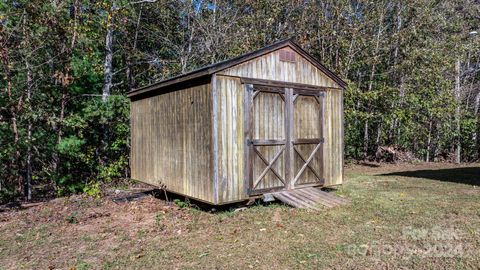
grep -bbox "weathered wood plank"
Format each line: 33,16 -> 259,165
211,74 -> 219,204
272,190 -> 322,210
293,146 -> 322,182
285,88 -> 294,190
293,143 -> 322,185
253,146 -> 286,187
270,187 -> 348,210
130,83 -> 214,203
292,189 -> 331,207
273,193 -> 305,208
293,138 -> 322,145
249,89 -> 286,192
311,189 -> 350,204
244,83 -> 252,198
306,188 -> 349,205
221,47 -> 340,88
277,192 -> 320,210
251,139 -> 286,146
215,77 -> 248,203
240,78 -> 340,92
295,189 -> 337,208
286,192 -> 322,211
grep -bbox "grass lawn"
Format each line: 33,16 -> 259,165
1,163 -> 479,269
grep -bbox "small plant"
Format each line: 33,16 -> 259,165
76,261 -> 91,270
81,234 -> 94,242
173,198 -> 191,208
0,188 -> 19,204
137,229 -> 146,238
216,210 -> 236,222
154,213 -> 163,224
66,211 -> 78,224
83,181 -> 101,198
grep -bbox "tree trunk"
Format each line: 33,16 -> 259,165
363,119 -> 369,159
25,63 -> 32,200
426,118 -> 433,162
23,11 -> 33,200
392,2 -> 402,73
364,7 -> 384,159
474,92 -> 480,115
393,77 -> 406,142
375,120 -> 382,152
475,92 -> 480,160
127,4 -> 143,92
181,7 -> 195,73
52,92 -> 66,175
454,59 -> 461,163
477,117 -> 480,161
100,3 -> 116,165
11,83 -> 23,194
52,0 -> 79,178
367,9 -> 384,92
102,7 -> 114,102
2,54 -> 23,192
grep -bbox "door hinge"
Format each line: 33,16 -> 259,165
318,92 -> 325,97
247,139 -> 253,146
320,138 -> 325,143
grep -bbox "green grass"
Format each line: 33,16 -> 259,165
0,164 -> 479,269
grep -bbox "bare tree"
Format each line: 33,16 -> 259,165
102,3 -> 116,102
455,59 -> 461,163
22,10 -> 33,200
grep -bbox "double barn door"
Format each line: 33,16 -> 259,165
245,82 -> 325,195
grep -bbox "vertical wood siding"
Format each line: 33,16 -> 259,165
130,84 -> 214,203
214,76 -> 246,203
293,95 -> 321,139
322,89 -> 343,186
215,46 -> 343,202
293,95 -> 322,185
252,91 -> 286,191
218,46 -> 339,88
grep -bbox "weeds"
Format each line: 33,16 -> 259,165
66,211 -> 79,224
83,182 -> 101,198
75,261 -> 91,270
173,198 -> 191,208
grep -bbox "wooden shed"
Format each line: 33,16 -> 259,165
127,39 -> 346,205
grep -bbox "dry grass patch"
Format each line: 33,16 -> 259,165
0,163 -> 479,269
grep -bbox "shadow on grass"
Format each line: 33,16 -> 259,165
128,189 -> 253,213
358,162 -> 381,168
146,189 -> 289,213
113,185 -> 343,213
379,167 -> 480,186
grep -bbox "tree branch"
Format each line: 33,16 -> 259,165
130,0 -> 157,5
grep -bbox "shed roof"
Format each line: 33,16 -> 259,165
127,39 -> 347,99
